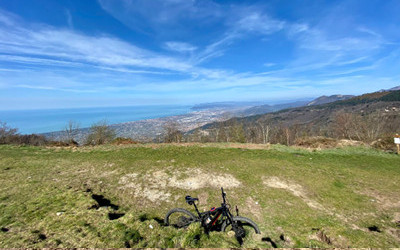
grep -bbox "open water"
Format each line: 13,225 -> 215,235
0,105 -> 192,134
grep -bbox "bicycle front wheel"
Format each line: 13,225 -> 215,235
164,208 -> 197,228
221,216 -> 260,239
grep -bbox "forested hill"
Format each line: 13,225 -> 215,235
195,90 -> 400,145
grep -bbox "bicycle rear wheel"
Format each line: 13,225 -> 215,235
164,208 -> 197,228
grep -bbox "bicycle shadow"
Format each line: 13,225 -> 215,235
262,236 -> 278,248
138,213 -> 165,226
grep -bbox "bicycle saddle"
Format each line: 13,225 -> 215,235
185,195 -> 198,205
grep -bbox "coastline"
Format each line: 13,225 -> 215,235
0,104 -> 192,135
43,108 -> 244,144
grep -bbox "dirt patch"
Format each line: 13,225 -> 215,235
168,169 -> 241,190
295,136 -> 339,149
141,142 -> 271,150
119,169 -> 241,203
294,137 -> 364,149
118,171 -> 171,203
357,189 -> 400,209
337,139 -> 364,147
245,197 -> 262,220
394,213 -> 400,222
310,228 -> 332,245
387,228 -> 400,242
317,230 -> 332,244
214,143 -> 271,150
263,178 -> 366,234
371,136 -> 398,152
100,170 -> 118,177
262,177 -> 324,211
119,173 -> 139,185
394,213 -> 400,229
198,192 -> 209,208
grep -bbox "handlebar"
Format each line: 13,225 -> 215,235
221,187 -> 226,204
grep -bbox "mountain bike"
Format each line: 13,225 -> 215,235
164,187 -> 260,242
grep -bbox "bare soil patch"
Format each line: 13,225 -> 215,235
119,168 -> 241,203
357,189 -> 400,209
263,176 -> 325,211
198,192 -> 209,208
168,169 -> 241,190
245,197 -> 262,220
140,142 -> 271,150
294,136 -> 364,149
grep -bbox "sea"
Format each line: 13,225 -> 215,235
0,105 -> 193,134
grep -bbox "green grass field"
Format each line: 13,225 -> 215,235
0,143 -> 399,248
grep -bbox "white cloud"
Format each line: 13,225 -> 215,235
0,10 -> 229,77
164,41 -> 197,53
98,0 -> 222,32
263,63 -> 276,67
235,11 -> 285,35
65,9 -> 73,29
15,84 -> 97,93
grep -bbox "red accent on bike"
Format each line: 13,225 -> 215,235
210,207 -> 216,212
212,214 -> 221,226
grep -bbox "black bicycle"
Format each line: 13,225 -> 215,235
164,187 -> 260,242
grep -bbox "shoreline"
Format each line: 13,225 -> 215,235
42,107 -> 247,144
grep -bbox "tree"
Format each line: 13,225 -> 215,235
257,119 -> 270,144
216,123 -> 228,142
247,125 -> 258,143
332,111 -> 387,142
85,120 -> 116,145
64,120 -> 80,144
353,113 -> 386,142
332,111 -> 355,140
229,123 -> 246,143
163,121 -> 183,143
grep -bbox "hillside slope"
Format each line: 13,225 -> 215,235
198,90 -> 400,143
0,144 -> 399,248
306,95 -> 354,106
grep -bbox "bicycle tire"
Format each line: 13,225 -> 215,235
221,216 -> 261,234
164,208 -> 197,228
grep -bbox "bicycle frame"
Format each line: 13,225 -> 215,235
190,187 -> 236,230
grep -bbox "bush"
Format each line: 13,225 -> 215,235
47,140 -> 79,147
0,121 -> 79,146
112,137 -> 139,145
295,136 -> 339,148
3,133 -> 49,146
16,134 -> 48,146
371,136 -> 398,152
0,121 -> 19,144
85,120 -> 116,145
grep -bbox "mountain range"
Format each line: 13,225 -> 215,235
197,89 -> 400,142
44,86 -> 400,143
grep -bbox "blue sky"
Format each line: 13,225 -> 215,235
0,0 -> 399,110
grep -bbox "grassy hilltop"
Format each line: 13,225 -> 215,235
0,143 -> 399,248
